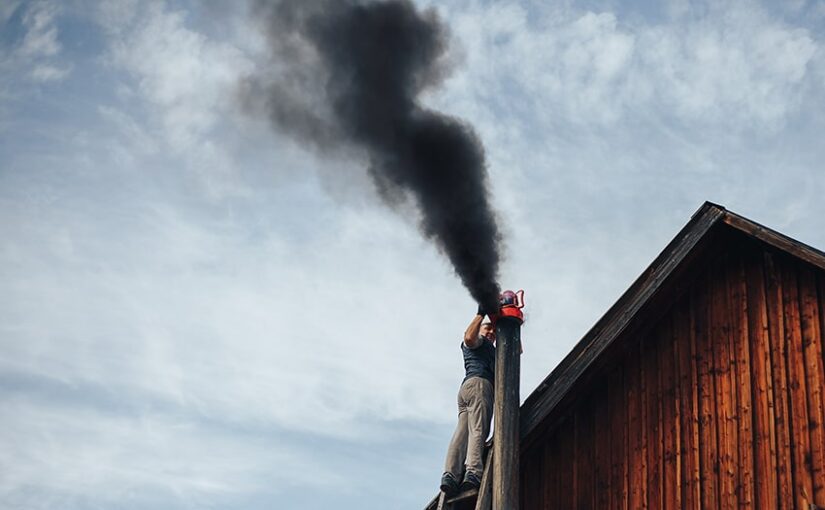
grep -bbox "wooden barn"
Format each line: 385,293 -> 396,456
427,202 -> 825,510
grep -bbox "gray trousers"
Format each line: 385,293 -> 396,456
444,376 -> 493,478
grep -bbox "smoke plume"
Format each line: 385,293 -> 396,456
244,0 -> 502,309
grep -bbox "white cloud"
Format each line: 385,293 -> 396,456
19,1 -> 60,57
0,0 -> 72,85
436,0 -> 818,129
0,395 -> 342,508
30,63 -> 71,81
102,2 -> 252,150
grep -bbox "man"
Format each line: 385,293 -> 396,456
440,305 -> 496,496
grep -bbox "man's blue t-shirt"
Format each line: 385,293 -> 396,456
462,336 -> 495,384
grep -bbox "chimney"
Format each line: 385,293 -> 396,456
493,290 -> 524,510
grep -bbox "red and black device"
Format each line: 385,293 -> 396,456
495,289 -> 525,324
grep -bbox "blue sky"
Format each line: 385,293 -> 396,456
2,0 -> 824,508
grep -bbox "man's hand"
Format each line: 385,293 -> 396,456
477,303 -> 487,317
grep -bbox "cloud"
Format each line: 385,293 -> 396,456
0,1 -> 73,84
433,0 -> 818,130
19,1 -> 60,57
30,63 -> 71,81
0,390 -> 347,509
101,2 -> 252,151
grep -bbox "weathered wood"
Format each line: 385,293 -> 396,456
820,273 -> 825,380
520,205 -> 725,441
722,213 -> 825,273
475,448 -> 493,510
695,274 -> 720,510
728,254 -> 754,509
425,493 -> 441,510
575,396 -> 595,510
517,204 -> 825,452
607,365 -> 627,510
628,341 -> 647,510
645,331 -> 662,510
783,262 -> 814,510
764,252 -> 794,510
817,272 -> 825,507
660,315 -> 680,510
557,417 -> 574,510
436,491 -> 448,510
799,267 -> 825,504
518,449 -> 530,510
572,410 -> 578,509
675,299 -> 701,508
593,378 -> 611,510
493,318 -> 521,510
711,257 -> 739,510
543,431 -> 560,510
428,204 -> 825,510
746,250 -> 778,509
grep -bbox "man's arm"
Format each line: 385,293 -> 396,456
463,311 -> 484,349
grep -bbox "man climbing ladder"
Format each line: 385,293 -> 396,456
440,306 -> 496,496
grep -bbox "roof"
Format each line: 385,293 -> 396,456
519,201 -> 825,444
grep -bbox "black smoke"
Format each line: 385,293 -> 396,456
244,0 -> 502,309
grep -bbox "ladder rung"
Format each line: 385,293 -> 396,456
446,487 -> 479,504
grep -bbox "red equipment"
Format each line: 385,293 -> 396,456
495,289 -> 525,324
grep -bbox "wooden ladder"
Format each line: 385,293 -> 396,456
425,448 -> 493,510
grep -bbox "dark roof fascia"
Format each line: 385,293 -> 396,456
721,210 -> 825,272
519,201 -> 726,440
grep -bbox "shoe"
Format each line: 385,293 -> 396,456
440,472 -> 459,496
459,471 -> 482,492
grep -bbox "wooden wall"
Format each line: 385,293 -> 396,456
521,241 -> 825,509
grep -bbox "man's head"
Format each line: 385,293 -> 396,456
480,319 -> 495,342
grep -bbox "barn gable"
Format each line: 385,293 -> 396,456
518,202 -> 825,509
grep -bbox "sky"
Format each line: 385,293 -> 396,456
1,0 -> 824,508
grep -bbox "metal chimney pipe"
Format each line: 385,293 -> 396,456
492,294 -> 523,510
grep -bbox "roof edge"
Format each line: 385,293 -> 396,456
721,209 -> 825,272
519,202 -> 726,440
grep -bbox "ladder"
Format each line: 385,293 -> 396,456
424,448 -> 493,510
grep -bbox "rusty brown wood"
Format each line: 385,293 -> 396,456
423,205 -> 825,510
711,258 -> 739,510
694,274 -> 720,510
607,365 -> 627,510
746,250 -> 778,509
575,399 -> 595,510
645,332 -> 662,510
722,213 -> 825,273
628,341 -> 646,510
799,267 -> 825,505
675,298 -> 701,509
728,254 -> 754,509
520,205 -> 725,441
764,252 -> 794,510
782,262 -> 814,510
594,379 -> 611,510
660,315 -> 681,510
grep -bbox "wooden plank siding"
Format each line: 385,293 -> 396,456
519,240 -> 825,509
